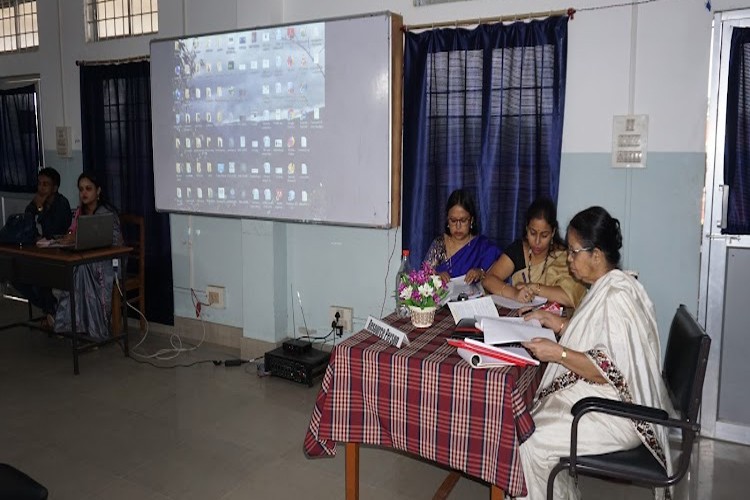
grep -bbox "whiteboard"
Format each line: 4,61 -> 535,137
150,11 -> 402,228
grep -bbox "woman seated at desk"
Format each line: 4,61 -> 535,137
422,188 -> 500,284
482,197 -> 585,308
53,172 -> 122,340
518,206 -> 673,500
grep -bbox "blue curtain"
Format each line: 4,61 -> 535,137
724,27 -> 750,234
80,61 -> 174,325
0,84 -> 39,193
402,17 -> 568,267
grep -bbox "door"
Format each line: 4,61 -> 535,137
699,10 -> 750,445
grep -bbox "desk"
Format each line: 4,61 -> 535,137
0,244 -> 132,374
304,309 -> 540,498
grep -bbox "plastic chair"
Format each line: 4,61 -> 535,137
546,304 -> 711,499
112,214 -> 145,334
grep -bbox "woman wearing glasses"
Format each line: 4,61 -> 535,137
482,197 -> 585,308
422,189 -> 500,284
517,206 -> 673,499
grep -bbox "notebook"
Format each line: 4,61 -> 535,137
48,213 -> 114,250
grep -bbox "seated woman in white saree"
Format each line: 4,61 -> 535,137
518,206 -> 673,500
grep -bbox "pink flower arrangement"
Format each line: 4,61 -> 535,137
397,262 -> 449,309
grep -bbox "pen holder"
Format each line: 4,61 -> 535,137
409,306 -> 436,328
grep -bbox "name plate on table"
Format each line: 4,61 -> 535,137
364,316 -> 410,348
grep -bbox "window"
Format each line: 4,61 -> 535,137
85,0 -> 158,41
0,78 -> 42,192
0,0 -> 38,53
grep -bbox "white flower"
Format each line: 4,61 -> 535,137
399,286 -> 413,300
418,283 -> 434,298
431,275 -> 444,288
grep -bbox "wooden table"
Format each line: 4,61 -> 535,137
304,309 -> 541,498
0,243 -> 132,374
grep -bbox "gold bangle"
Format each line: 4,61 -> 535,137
560,347 -> 567,361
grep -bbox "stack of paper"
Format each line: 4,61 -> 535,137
448,315 -> 556,368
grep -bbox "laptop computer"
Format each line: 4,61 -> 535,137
48,213 -> 114,250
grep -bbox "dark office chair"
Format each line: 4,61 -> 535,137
546,304 -> 711,499
0,463 -> 48,499
112,214 -> 145,335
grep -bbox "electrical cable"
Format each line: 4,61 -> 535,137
115,275 -> 209,361
380,225 -> 399,318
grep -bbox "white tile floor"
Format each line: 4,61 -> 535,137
0,298 -> 748,499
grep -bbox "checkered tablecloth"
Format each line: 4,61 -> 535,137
303,308 -> 541,497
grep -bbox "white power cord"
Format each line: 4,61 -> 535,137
115,275 -> 207,361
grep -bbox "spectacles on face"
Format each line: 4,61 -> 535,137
567,247 -> 592,257
447,217 -> 471,227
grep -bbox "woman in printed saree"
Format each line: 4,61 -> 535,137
517,206 -> 674,500
422,188 -> 500,284
482,197 -> 586,308
53,172 -> 123,340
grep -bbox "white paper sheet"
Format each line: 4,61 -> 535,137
447,276 -> 484,301
447,296 -> 499,323
475,316 -> 556,344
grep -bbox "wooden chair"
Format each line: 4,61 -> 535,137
112,214 -> 145,335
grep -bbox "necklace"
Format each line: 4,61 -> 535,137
527,247 -> 550,284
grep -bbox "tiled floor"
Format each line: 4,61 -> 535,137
1,298 -> 748,499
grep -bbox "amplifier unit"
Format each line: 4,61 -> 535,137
264,346 -> 330,387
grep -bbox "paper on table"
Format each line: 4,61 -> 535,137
447,276 -> 484,301
475,316 -> 556,345
491,294 -> 547,310
447,296 -> 499,323
456,347 -> 512,368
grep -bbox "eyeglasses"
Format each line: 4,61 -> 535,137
567,247 -> 592,256
447,217 -> 471,227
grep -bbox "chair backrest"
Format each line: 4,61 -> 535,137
119,214 -> 145,280
663,305 -> 711,424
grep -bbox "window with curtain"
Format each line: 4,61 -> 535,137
80,60 -> 174,325
724,27 -> 750,234
0,82 -> 40,192
402,17 -> 568,267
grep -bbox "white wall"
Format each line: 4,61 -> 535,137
3,0 -> 742,343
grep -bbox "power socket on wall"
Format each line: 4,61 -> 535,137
329,306 -> 353,333
206,285 -> 225,309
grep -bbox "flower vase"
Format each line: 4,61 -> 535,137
409,306 -> 436,328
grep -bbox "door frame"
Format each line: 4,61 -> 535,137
699,9 -> 750,444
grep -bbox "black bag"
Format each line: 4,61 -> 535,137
0,213 -> 38,244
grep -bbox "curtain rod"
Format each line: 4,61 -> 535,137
402,8 -> 575,32
76,55 -> 149,66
